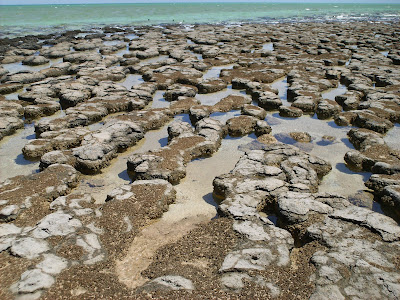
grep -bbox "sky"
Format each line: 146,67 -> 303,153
1,0 -> 399,5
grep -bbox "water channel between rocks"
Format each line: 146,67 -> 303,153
2,57 -> 64,73
267,75 -> 378,208
117,74 -> 144,89
75,123 -> 170,204
271,76 -> 288,105
115,133 -> 255,289
196,85 -> 246,106
321,83 -> 347,101
1,59 -> 390,213
384,123 -> 400,150
0,123 -> 38,181
55,111 -> 257,289
0,35 -> 400,227
151,90 -> 170,108
0,110 -> 66,181
203,64 -> 234,79
3,49 -> 396,214
268,113 -> 370,198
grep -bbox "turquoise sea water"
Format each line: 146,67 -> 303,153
0,2 -> 399,38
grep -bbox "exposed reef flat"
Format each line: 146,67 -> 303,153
1,21 -> 400,299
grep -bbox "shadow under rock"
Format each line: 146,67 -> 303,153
335,162 -> 372,181
158,137 -> 168,147
15,153 -> 39,166
118,169 -> 133,182
203,192 -> 219,220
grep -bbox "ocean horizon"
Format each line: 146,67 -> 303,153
1,2 -> 399,38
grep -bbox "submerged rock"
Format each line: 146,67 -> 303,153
289,132 -> 312,143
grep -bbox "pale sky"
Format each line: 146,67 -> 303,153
1,0 -> 399,5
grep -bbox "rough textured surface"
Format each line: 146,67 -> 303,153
1,179 -> 176,299
127,118 -> 226,184
0,164 -> 79,223
1,21 -> 400,300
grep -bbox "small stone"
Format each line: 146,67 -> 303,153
83,233 -> 102,250
233,220 -> 270,241
221,272 -> 251,290
0,205 -> 19,220
322,135 -> 335,143
32,211 -> 82,239
0,223 -> 22,236
0,236 -> 15,252
257,134 -> 278,145
348,191 -> 373,209
16,269 -> 55,293
292,96 -> 317,112
36,254 -> 68,275
241,104 -> 267,120
266,282 -> 281,298
310,285 -> 345,300
289,132 -> 312,143
220,248 -> 274,272
11,237 -> 49,259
